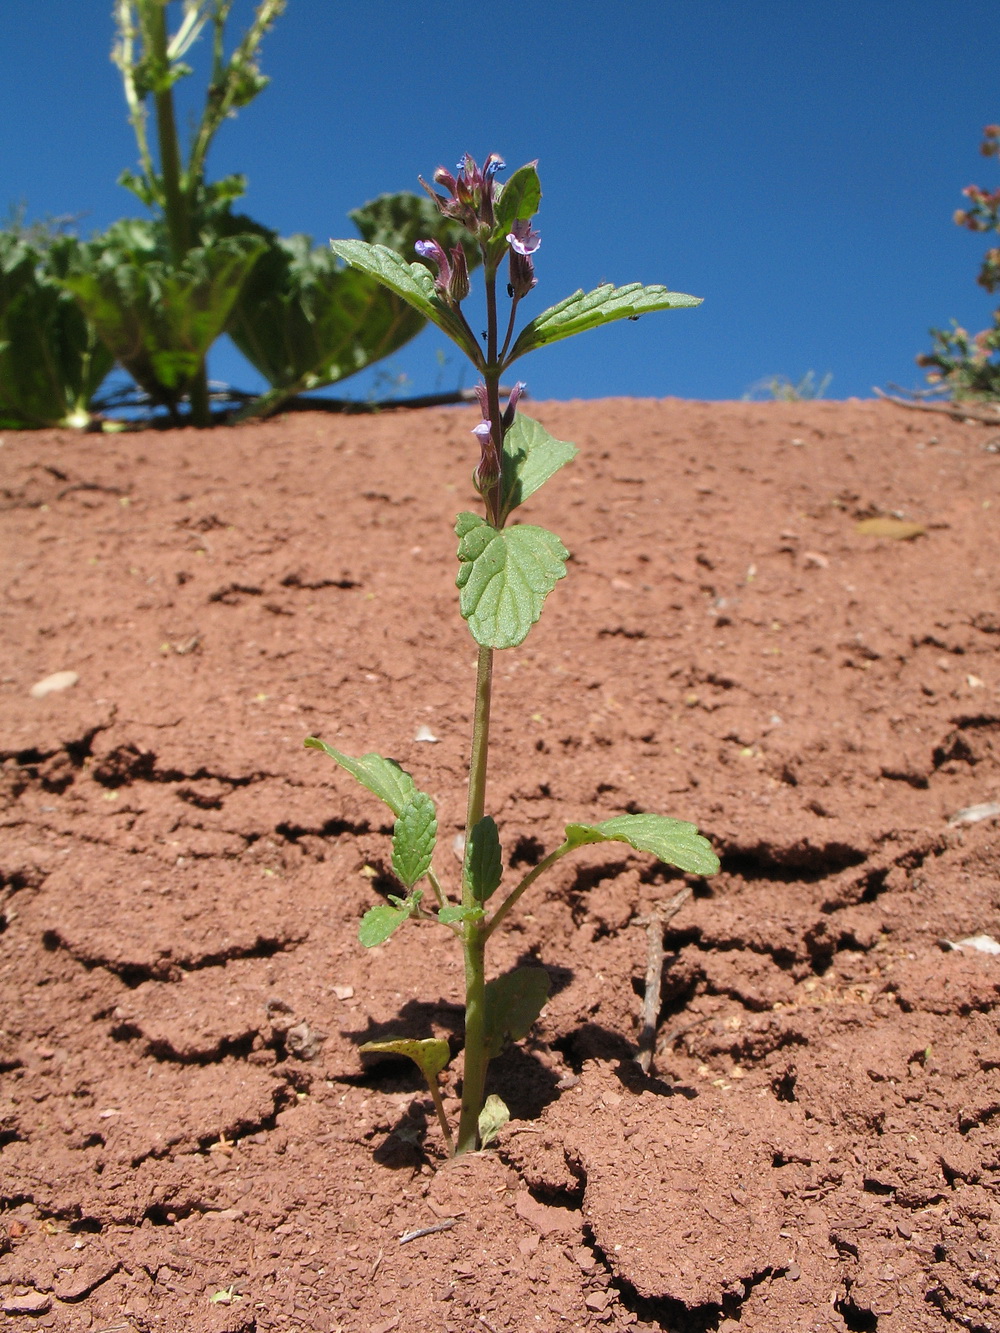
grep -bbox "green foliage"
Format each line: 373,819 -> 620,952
565,814 -> 721,878
359,1036 -> 451,1081
477,1094 -> 510,1148
392,792 -> 438,889
464,817 -> 503,903
483,968 -> 551,1059
0,234 -> 113,428
358,891 -> 422,947
230,194 -> 481,419
505,282 -> 702,364
455,513 -> 569,649
498,413 -> 577,522
303,740 -> 419,817
917,123 -> 1000,401
60,221 -> 266,419
328,238 -> 483,368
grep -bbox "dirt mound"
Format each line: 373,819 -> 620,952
1,399 -> 998,1331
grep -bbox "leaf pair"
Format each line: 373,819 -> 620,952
303,741 -> 438,947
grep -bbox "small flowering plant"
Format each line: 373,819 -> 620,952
307,154 -> 718,1155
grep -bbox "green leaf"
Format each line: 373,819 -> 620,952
303,739 -> 418,817
0,234 -> 113,429
505,282 -> 702,364
494,163 -> 542,235
565,814 -> 719,877
438,904 -> 484,925
478,1094 -> 510,1148
329,238 -> 483,367
358,903 -> 408,947
230,194 -> 484,417
392,791 -> 438,889
499,412 -> 577,521
359,1036 -> 451,1083
59,223 -> 266,414
464,816 -> 503,903
483,967 -> 551,1060
455,514 -> 569,650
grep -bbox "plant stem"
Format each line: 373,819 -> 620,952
147,3 -> 190,265
456,924 -> 488,1154
484,842 -> 571,940
454,643 -> 495,1153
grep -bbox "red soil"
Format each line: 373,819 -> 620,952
1,398 -> 998,1333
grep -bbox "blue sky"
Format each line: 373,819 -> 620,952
2,1 -> 998,403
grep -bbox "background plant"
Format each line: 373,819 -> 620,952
307,153 -> 719,1156
2,1 -> 473,428
916,123 -> 1000,401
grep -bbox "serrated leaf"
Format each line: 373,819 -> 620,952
358,903 -> 408,947
329,238 -> 483,367
478,1094 -> 510,1148
359,1036 -> 451,1082
499,412 -> 577,521
483,967 -> 550,1060
505,282 -> 701,363
565,814 -> 719,877
392,791 -> 438,888
455,514 -> 568,650
464,815 -> 503,902
438,904 -> 484,925
494,163 -> 542,235
303,739 -> 418,817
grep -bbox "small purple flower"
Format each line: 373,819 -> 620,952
506,219 -> 541,256
419,153 -> 506,235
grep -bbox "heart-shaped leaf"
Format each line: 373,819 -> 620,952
455,514 -> 568,650
483,967 -> 550,1059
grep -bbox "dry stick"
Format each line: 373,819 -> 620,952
635,885 -> 692,1076
873,386 -> 1000,425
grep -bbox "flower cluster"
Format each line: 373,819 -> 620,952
416,153 -> 543,510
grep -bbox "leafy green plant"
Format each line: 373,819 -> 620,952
917,123 -> 1000,401
0,232 -> 113,429
66,0 -> 290,425
226,194 -> 481,420
307,153 -> 719,1156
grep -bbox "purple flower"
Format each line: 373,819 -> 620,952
506,219 -> 541,256
419,153 -> 506,235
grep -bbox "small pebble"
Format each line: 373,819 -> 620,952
29,670 -> 79,699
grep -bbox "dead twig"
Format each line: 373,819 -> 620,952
634,885 -> 692,1075
873,386 -> 1000,425
398,1218 -> 459,1244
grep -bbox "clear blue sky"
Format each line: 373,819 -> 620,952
2,1 -> 998,403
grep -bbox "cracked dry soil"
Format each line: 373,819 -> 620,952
1,398 -> 999,1333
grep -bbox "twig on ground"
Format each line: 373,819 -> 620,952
873,386 -> 1000,425
634,885 -> 692,1075
398,1218 -> 459,1244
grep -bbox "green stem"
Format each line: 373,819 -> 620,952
425,1072 -> 455,1155
455,642 -> 494,1154
456,924 -> 488,1154
147,4 -> 190,265
484,842 -> 572,941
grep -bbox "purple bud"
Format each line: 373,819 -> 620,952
502,382 -> 527,432
472,418 -> 501,492
508,247 -> 537,300
447,244 -> 470,302
415,239 -> 453,299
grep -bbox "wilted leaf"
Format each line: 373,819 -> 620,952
854,516 -> 926,540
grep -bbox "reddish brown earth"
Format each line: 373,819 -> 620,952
1,398 -> 999,1333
